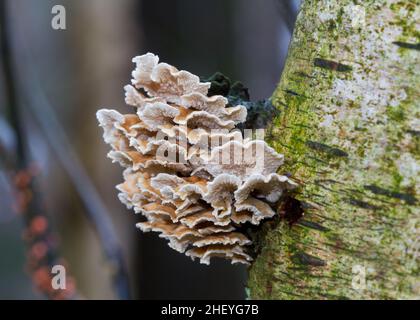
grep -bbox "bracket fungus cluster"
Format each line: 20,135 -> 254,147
97,53 -> 297,265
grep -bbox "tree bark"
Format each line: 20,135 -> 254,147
249,0 -> 419,299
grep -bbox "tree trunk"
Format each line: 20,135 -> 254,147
249,0 -> 419,299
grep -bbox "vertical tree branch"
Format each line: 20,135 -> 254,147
2,0 -> 131,299
0,1 -> 77,299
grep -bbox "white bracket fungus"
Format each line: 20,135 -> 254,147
97,53 -> 297,265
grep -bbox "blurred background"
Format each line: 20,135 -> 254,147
0,0 -> 300,299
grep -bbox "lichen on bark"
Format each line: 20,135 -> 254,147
248,0 -> 419,299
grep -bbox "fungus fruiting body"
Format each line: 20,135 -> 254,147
97,53 -> 297,265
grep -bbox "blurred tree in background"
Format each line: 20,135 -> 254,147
0,0 -> 299,299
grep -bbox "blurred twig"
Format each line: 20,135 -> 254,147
0,1 -> 77,299
3,0 -> 130,299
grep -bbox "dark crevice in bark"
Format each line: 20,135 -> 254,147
406,129 -> 420,137
306,140 -> 349,158
313,58 -> 352,72
297,219 -> 329,232
392,41 -> 420,50
283,89 -> 307,98
346,197 -> 382,211
291,251 -> 327,267
364,184 -> 417,205
278,196 -> 305,227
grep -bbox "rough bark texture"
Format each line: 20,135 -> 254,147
249,0 -> 419,299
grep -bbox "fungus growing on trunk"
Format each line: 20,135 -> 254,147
97,53 -> 297,265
